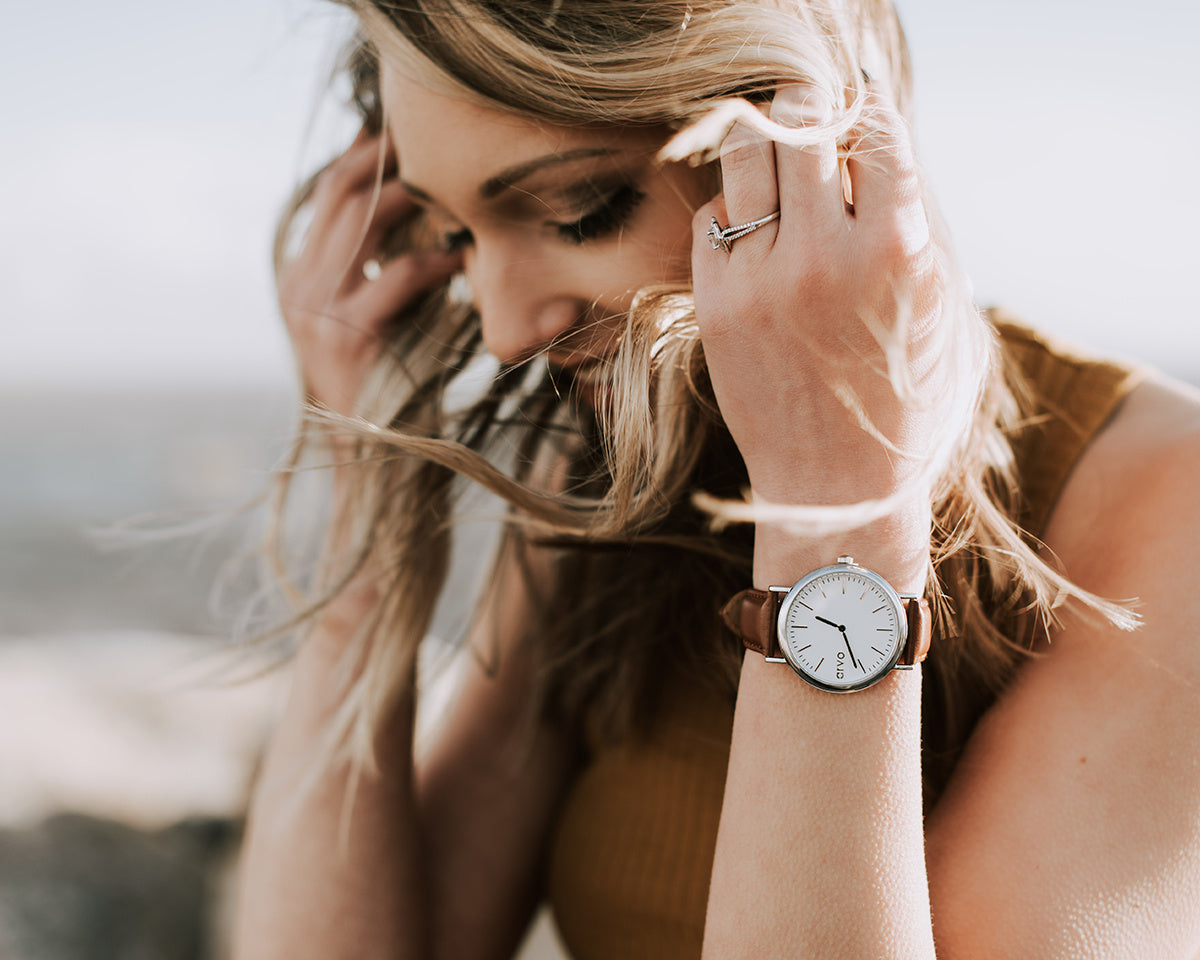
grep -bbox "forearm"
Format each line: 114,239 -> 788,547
232,621 -> 429,960
705,653 -> 930,958
703,514 -> 935,959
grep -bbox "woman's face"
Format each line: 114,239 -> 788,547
381,66 -> 708,371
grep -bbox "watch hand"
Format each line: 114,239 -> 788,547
839,629 -> 861,671
813,614 -> 861,671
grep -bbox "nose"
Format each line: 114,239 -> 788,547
463,244 -> 582,365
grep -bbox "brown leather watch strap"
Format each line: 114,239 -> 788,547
721,589 -> 932,666
902,595 -> 933,666
720,588 -> 783,659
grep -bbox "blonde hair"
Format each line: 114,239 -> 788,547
267,0 -> 1134,805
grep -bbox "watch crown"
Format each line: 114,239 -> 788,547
837,555 -> 856,565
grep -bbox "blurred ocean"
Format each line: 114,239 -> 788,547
0,387 -> 297,638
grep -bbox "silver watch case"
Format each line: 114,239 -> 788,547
770,557 -> 912,694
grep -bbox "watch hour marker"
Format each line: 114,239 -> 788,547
871,646 -> 885,656
815,658 -> 824,671
797,601 -> 812,610
797,644 -> 811,653
872,605 -> 886,614
876,627 -> 891,632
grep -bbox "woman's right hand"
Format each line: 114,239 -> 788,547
277,130 -> 462,417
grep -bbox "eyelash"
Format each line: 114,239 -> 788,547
556,183 -> 647,245
442,228 -> 472,253
436,182 -> 648,252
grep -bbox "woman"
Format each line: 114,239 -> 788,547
233,1 -> 1200,957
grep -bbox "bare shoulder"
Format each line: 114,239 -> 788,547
1044,370 -> 1200,599
926,371 -> 1200,956
1037,368 -> 1200,720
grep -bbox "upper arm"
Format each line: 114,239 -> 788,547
415,540 -> 578,960
925,377 -> 1200,959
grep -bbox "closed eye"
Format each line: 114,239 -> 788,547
554,183 -> 646,245
442,227 -> 473,252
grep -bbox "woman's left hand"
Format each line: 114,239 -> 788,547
691,84 -> 951,515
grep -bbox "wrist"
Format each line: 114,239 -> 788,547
752,500 -> 930,594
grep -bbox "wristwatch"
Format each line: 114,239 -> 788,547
721,556 -> 931,693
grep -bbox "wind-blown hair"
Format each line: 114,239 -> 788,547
267,0 -> 1134,805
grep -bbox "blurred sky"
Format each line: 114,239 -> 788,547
2,0 -> 1197,389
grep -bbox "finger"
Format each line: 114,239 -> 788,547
844,92 -> 924,239
320,181 -> 421,277
307,151 -> 399,245
360,178 -> 422,242
717,117 -> 780,245
771,84 -> 843,230
357,248 -> 462,316
338,131 -> 398,191
311,134 -> 398,217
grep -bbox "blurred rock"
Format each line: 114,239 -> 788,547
0,812 -> 240,960
0,632 -> 279,959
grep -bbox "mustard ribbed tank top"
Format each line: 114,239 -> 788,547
545,318 -> 1143,959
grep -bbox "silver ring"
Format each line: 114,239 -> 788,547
362,258 -> 383,281
706,211 -> 781,252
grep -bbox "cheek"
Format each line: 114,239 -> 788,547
626,195 -> 699,286
647,167 -> 716,280
595,229 -> 692,307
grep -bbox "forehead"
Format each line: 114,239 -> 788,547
380,65 -> 658,192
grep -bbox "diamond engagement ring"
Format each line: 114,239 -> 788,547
706,211 -> 781,252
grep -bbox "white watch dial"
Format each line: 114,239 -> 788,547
777,563 -> 905,692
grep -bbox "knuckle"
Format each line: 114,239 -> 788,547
691,201 -> 720,237
720,139 -> 771,178
865,224 -> 907,264
770,84 -> 834,125
867,214 -> 929,266
891,172 -> 924,213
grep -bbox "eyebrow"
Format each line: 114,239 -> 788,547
398,144 -> 638,220
480,147 -> 616,199
399,146 -> 625,208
